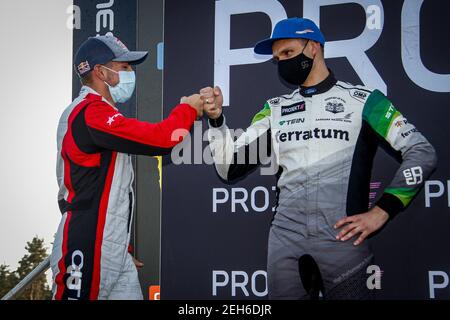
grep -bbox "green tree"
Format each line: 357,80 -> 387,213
14,236 -> 52,300
0,264 -> 19,298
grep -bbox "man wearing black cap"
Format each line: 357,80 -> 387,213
51,33 -> 203,300
203,18 -> 437,299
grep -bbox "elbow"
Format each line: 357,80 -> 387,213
410,141 -> 438,172
418,143 -> 438,176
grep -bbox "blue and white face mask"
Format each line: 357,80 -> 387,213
102,66 -> 136,104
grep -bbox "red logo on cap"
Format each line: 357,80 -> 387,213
115,38 -> 128,50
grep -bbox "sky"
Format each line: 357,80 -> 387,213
0,0 -> 73,270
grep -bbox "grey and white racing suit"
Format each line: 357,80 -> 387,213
207,72 -> 437,299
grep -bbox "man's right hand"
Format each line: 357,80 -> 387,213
180,94 -> 204,119
200,86 -> 223,120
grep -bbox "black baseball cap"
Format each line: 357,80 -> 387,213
74,32 -> 148,76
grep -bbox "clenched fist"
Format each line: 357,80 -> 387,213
200,86 -> 223,120
180,94 -> 204,119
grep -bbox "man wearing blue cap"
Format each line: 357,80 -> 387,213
203,18 -> 437,299
51,33 -> 204,300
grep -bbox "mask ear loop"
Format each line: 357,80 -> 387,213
101,65 -> 119,75
301,39 -> 310,55
100,65 -> 121,88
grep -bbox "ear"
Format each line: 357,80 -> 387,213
93,65 -> 107,82
311,41 -> 321,58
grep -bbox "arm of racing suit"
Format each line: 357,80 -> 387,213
84,101 -> 197,156
207,102 -> 272,181
363,90 -> 438,219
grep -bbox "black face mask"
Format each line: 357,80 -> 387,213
277,40 -> 314,86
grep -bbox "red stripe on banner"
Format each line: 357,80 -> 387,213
89,152 -> 117,300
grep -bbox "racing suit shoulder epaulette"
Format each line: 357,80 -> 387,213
333,81 -> 376,104
335,81 -> 375,93
268,89 -> 300,106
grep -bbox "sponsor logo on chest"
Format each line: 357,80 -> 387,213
353,90 -> 367,99
324,97 -> 347,114
276,128 -> 350,142
316,112 -> 354,123
279,118 -> 305,126
281,101 -> 306,116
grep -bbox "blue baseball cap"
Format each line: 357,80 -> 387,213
254,17 -> 325,55
74,32 -> 148,76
